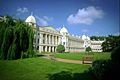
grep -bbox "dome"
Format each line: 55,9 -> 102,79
86,36 -> 90,40
82,35 -> 87,40
25,15 -> 36,23
60,26 -> 68,33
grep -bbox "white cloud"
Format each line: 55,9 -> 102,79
43,16 -> 53,21
35,15 -> 48,26
17,7 -> 29,15
67,6 -> 104,25
81,29 -> 89,33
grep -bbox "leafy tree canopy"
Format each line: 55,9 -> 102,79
0,15 -> 35,60
56,44 -> 65,53
102,35 -> 120,52
86,46 -> 92,52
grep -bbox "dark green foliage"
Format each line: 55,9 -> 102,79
48,71 -> 96,80
102,35 -> 120,52
87,46 -> 120,80
86,46 -> 92,52
56,44 -> 65,53
0,15 -> 35,60
90,36 -> 106,40
111,46 -> 120,64
110,46 -> 120,80
88,60 -> 111,80
48,71 -> 72,80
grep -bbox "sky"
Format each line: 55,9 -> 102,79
0,0 -> 119,36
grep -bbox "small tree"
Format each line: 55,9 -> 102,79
86,46 -> 92,52
56,44 -> 65,53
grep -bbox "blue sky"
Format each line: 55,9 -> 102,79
0,0 -> 119,36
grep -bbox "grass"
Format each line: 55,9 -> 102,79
0,57 -> 91,80
0,52 -> 111,80
54,52 -> 111,61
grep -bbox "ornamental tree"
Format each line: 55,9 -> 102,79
56,44 -> 65,53
86,46 -> 92,52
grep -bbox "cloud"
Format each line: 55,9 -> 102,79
43,16 -> 53,21
35,15 -> 48,26
81,29 -> 89,33
67,6 -> 104,25
17,7 -> 29,15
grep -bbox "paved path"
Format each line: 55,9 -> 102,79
42,54 -> 92,64
55,58 -> 83,64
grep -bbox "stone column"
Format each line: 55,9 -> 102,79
41,46 -> 43,52
58,37 -> 60,45
50,35 -> 52,44
52,35 -> 54,45
45,34 -> 47,44
49,35 -> 50,44
54,47 -> 56,52
54,36 -> 56,45
49,46 -> 51,52
39,46 -> 43,52
55,36 -> 57,45
52,46 -> 54,52
40,33 -> 43,44
45,46 -> 47,52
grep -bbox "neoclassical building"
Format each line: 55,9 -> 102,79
25,14 -> 104,52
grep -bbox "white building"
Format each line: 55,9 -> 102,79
25,14 -> 104,52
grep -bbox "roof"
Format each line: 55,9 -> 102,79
82,35 -> 87,40
25,15 -> 36,23
40,26 -> 59,33
82,35 -> 90,40
44,26 -> 57,31
60,27 -> 68,33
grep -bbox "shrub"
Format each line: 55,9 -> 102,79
111,46 -> 120,65
56,44 -> 65,53
88,60 -> 111,80
86,46 -> 92,52
48,71 -> 72,80
110,46 -> 120,80
87,46 -> 120,80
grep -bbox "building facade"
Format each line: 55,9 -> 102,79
25,14 -> 104,52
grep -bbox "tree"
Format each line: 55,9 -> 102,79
87,46 -> 120,80
86,46 -> 92,52
90,36 -> 106,41
56,44 -> 65,53
102,35 -> 120,52
0,15 -> 35,60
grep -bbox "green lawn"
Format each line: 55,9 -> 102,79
0,57 -> 91,80
54,52 -> 111,61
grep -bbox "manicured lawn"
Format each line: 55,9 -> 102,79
0,57 -> 91,80
54,52 -> 111,61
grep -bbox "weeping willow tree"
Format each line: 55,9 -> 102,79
0,16 -> 35,60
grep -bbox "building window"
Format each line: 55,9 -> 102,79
37,46 -> 39,50
63,42 -> 65,45
37,39 -> 39,44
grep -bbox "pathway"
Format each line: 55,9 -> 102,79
42,54 -> 92,64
